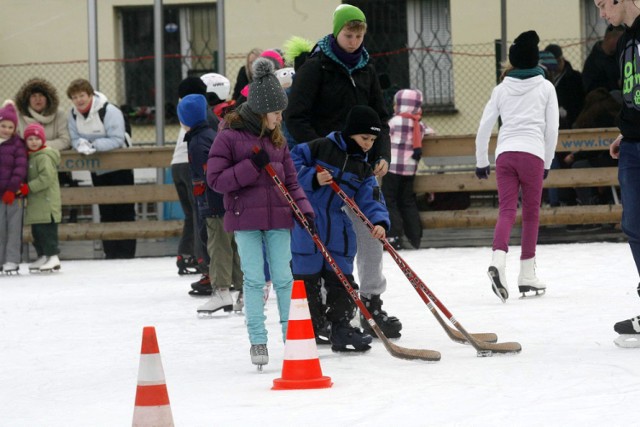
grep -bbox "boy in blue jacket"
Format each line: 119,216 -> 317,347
177,94 -> 243,314
290,105 -> 390,352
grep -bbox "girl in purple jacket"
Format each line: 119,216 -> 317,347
207,58 -> 314,369
0,101 -> 28,274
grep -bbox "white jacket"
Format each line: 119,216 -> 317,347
475,75 -> 559,169
68,91 -> 126,152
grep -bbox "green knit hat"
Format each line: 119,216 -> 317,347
332,4 -> 366,38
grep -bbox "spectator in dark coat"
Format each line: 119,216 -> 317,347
582,25 -> 624,94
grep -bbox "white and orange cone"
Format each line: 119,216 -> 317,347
132,326 -> 174,427
272,280 -> 332,390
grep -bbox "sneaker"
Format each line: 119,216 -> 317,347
2,262 -> 19,274
189,275 -> 212,296
250,344 -> 269,369
197,288 -> 233,314
233,289 -> 244,312
330,321 -> 372,352
29,256 -> 48,271
39,255 -> 61,272
359,294 -> 402,338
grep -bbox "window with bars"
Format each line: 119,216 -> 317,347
349,0 -> 454,113
582,0 -> 609,57
118,4 -> 217,119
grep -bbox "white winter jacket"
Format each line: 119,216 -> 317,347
475,75 -> 559,169
68,91 -> 126,153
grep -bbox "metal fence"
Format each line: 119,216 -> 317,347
0,37 -> 597,142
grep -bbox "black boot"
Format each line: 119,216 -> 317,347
330,320 -> 372,353
189,274 -> 212,296
360,294 -> 402,338
298,274 -> 331,345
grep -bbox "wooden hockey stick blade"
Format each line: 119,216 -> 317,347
426,303 -> 498,344
369,322 -> 441,362
454,323 -> 521,356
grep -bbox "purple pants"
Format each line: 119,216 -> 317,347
493,152 -> 544,260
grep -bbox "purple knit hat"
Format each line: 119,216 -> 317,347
0,101 -> 18,127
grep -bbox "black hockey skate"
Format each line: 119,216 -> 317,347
330,321 -> 372,353
176,255 -> 200,275
189,274 -> 212,296
614,315 -> 640,348
359,295 -> 402,339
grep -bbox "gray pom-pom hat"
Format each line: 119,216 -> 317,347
246,57 -> 288,114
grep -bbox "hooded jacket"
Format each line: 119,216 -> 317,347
25,147 -> 61,225
68,91 -> 126,152
206,111 -> 313,233
290,132 -> 389,265
284,34 -> 391,167
0,134 -> 27,195
618,14 -> 640,140
388,90 -> 431,176
15,79 -> 71,151
475,75 -> 559,169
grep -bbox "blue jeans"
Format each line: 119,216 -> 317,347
618,140 -> 640,276
234,229 -> 293,345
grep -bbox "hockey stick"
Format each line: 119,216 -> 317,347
255,147 -> 440,361
318,165 -> 521,356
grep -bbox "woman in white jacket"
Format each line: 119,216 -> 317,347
475,30 -> 559,302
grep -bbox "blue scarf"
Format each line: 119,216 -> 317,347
507,66 -> 545,80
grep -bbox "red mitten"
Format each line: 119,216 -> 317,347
19,184 -> 29,196
2,191 -> 15,205
192,182 -> 206,196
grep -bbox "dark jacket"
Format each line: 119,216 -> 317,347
618,15 -> 640,140
207,116 -> 313,233
284,35 -> 391,167
582,41 -> 620,93
0,135 -> 28,194
185,121 -> 224,218
554,60 -> 585,129
290,132 -> 389,261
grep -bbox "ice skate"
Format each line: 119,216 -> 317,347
614,315 -> 640,348
2,262 -> 19,275
28,256 -> 47,272
233,289 -> 244,313
189,274 -> 212,296
176,255 -> 200,275
330,320 -> 372,353
360,294 -> 402,339
197,288 -> 233,315
250,344 -> 269,371
517,258 -> 546,298
38,256 -> 60,273
488,250 -> 508,302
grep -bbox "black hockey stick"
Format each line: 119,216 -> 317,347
255,147 -> 440,361
319,165 -> 521,356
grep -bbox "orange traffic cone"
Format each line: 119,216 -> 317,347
272,280 -> 332,390
132,326 -> 174,427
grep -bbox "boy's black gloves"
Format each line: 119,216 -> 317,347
251,149 -> 270,169
411,147 -> 422,160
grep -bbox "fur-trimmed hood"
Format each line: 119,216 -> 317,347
15,78 -> 60,117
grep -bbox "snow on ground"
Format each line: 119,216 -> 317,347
1,242 -> 639,426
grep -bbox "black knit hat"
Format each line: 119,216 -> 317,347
509,30 -> 540,69
247,57 -> 288,114
343,105 -> 381,137
178,77 -> 207,99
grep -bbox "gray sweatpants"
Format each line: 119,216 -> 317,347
345,207 -> 387,298
0,201 -> 23,265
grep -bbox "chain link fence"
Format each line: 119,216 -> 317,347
0,37 -> 596,143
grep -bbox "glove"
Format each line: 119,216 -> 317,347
411,148 -> 422,161
76,139 -> 96,156
303,213 -> 317,235
475,166 -> 490,179
19,183 -> 29,196
2,191 -> 15,205
543,169 -> 549,180
250,149 -> 270,170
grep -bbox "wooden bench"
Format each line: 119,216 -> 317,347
416,128 -> 621,228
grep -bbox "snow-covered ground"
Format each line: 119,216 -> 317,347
1,242 -> 639,426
